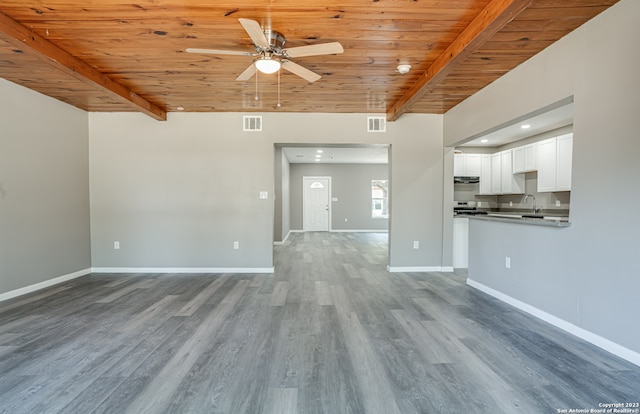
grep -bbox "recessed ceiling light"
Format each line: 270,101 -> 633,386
315,159 -> 320,162
317,150 -> 323,153
521,124 -> 531,129
315,154 -> 321,158
176,106 -> 184,111
481,139 -> 488,143
397,64 -> 411,74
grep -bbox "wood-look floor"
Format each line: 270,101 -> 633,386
0,232 -> 638,413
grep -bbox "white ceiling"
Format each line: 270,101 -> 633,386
282,103 -> 573,162
459,102 -> 574,147
283,145 -> 389,164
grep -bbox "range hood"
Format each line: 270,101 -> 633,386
454,176 -> 480,184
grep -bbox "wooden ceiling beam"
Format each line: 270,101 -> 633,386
0,11 -> 166,121
386,0 -> 533,122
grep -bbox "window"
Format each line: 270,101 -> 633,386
371,180 -> 389,218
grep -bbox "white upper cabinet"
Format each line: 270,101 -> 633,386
479,154 -> 492,195
465,154 -> 481,176
453,153 -> 465,176
537,137 -> 557,192
524,143 -> 538,172
491,153 -> 502,194
454,153 -> 481,176
461,131 -> 572,196
537,133 -> 573,192
556,133 -> 573,191
513,143 -> 537,173
500,150 -> 525,194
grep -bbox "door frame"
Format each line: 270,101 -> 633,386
302,176 -> 332,232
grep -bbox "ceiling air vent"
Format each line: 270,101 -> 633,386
243,115 -> 262,132
367,116 -> 386,133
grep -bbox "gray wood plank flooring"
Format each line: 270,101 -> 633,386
0,232 -> 638,413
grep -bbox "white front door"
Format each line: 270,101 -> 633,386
303,177 -> 330,232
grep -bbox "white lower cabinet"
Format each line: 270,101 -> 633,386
453,217 -> 469,268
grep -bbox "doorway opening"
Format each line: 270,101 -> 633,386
273,144 -> 391,271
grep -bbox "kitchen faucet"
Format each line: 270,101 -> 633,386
523,194 -> 541,214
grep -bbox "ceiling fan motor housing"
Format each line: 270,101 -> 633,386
260,30 -> 286,54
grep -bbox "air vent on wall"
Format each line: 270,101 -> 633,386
243,115 -> 262,132
367,116 -> 386,133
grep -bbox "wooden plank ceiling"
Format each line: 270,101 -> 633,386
0,0 -> 619,121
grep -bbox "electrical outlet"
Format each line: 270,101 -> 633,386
413,241 -> 419,249
505,256 -> 511,269
556,200 -> 561,207
233,241 -> 239,250
478,202 -> 482,207
114,241 -> 120,250
509,201 -> 513,207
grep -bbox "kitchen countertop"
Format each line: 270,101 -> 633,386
463,213 -> 571,227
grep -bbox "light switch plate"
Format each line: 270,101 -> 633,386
259,191 -> 268,199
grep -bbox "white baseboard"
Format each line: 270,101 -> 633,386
91,267 -> 274,274
467,278 -> 640,368
387,266 -> 452,273
274,230 -> 292,245
0,268 -> 91,303
330,229 -> 389,233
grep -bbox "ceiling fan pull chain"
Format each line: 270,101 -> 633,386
277,69 -> 281,108
255,69 -> 259,101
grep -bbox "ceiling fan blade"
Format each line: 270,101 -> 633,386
238,18 -> 270,49
281,60 -> 321,83
186,48 -> 253,56
283,42 -> 344,58
235,63 -> 257,81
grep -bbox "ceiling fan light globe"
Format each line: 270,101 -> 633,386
255,58 -> 281,74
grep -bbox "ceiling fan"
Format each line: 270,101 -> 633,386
186,18 -> 344,83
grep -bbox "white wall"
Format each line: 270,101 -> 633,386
0,79 -> 91,296
89,112 -> 446,271
273,147 -> 289,242
445,0 -> 640,359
